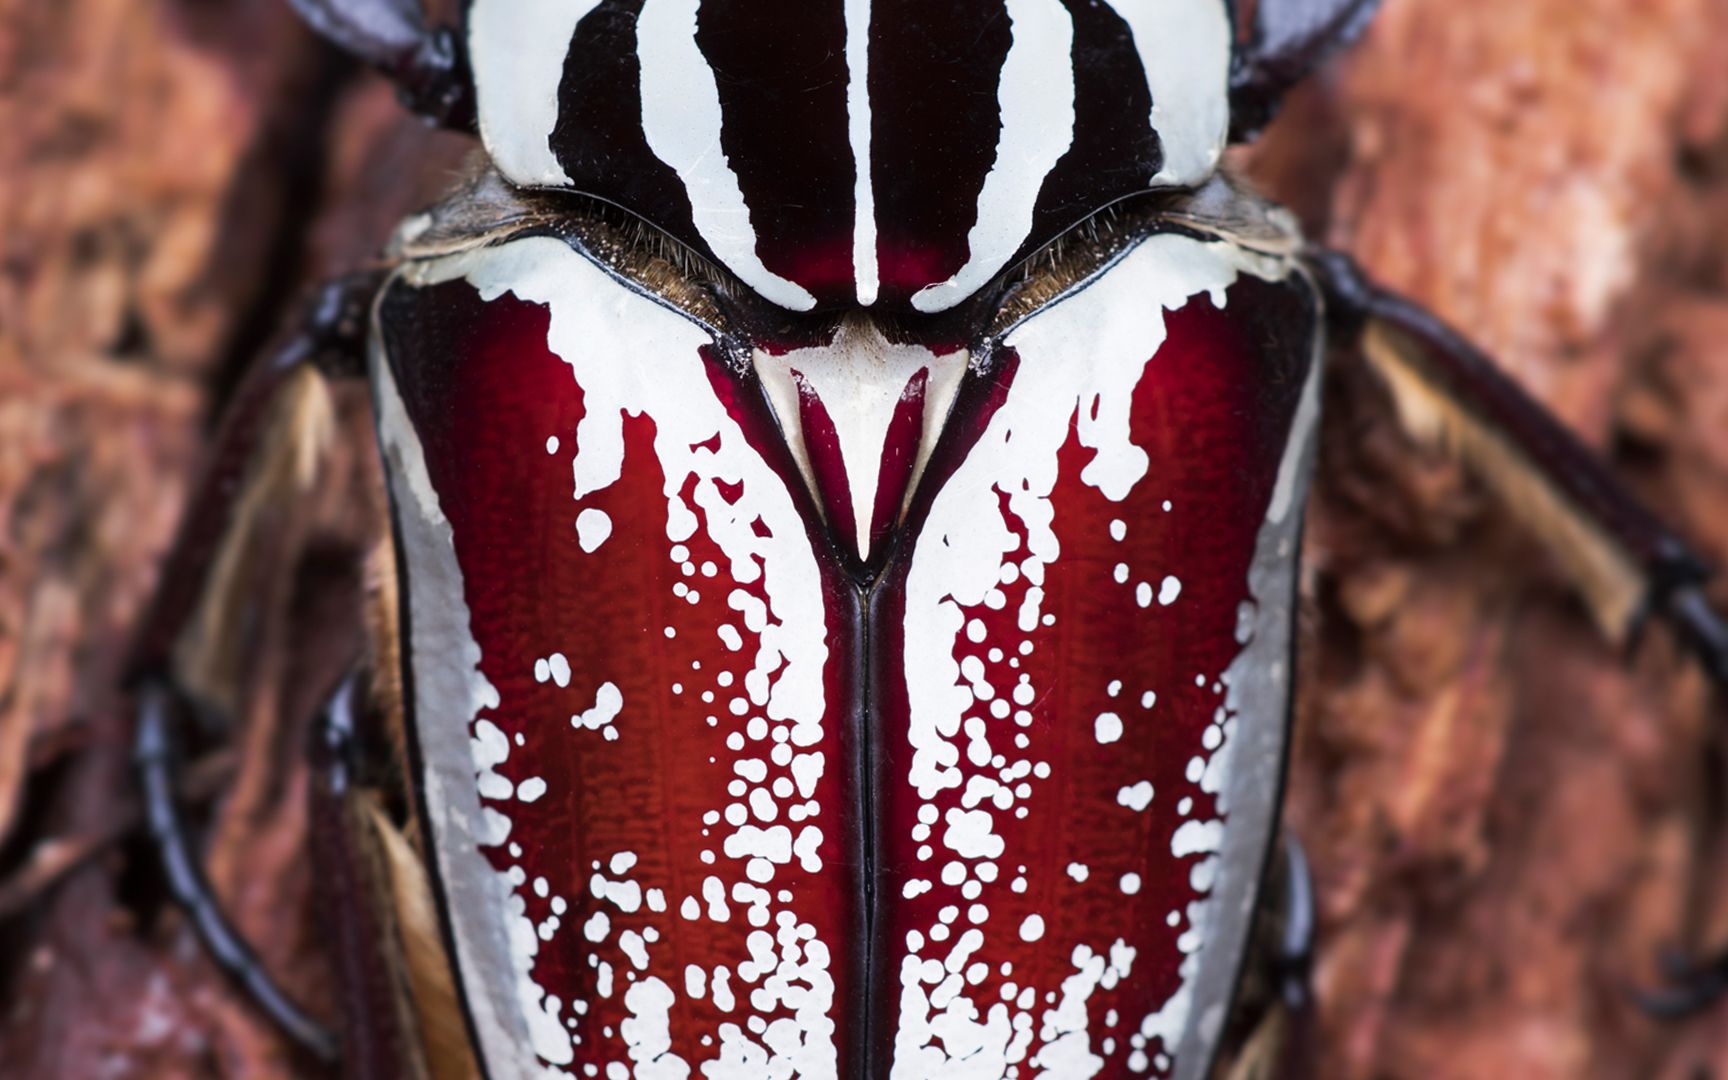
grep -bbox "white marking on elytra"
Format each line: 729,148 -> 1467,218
910,0 -> 1077,313
1117,782 -> 1154,812
893,232 -> 1292,1078
1158,575 -> 1182,605
1094,713 -> 1124,744
400,236 -> 840,1076
575,507 -> 612,553
753,323 -> 966,560
570,682 -> 623,741
467,0 -> 602,188
843,0 -> 878,306
635,0 -> 817,312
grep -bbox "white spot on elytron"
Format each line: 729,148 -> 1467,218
635,0 -> 817,311
517,777 -> 548,804
575,507 -> 612,553
1066,862 -> 1090,883
1120,873 -> 1143,896
1094,712 -> 1123,744
1117,781 -> 1154,812
548,653 -> 572,688
1109,518 -> 1127,542
1158,575 -> 1182,605
1141,690 -> 1157,709
1019,915 -> 1045,943
911,0 -> 1077,313
620,977 -> 690,1076
1162,499 -> 1173,512
546,435 -> 560,454
571,682 -> 624,737
1135,581 -> 1153,607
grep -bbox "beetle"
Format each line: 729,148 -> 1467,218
123,0 -> 1728,1077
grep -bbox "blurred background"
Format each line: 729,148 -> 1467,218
2,0 -> 1728,1075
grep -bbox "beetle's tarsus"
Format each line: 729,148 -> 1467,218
1636,948 -> 1728,1019
135,682 -> 342,1063
1664,585 -> 1728,692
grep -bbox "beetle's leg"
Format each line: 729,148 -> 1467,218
135,681 -> 341,1062
1226,835 -> 1318,1080
128,271 -> 380,683
1307,249 -> 1728,689
1309,249 -> 1728,1013
128,271 -> 382,1063
286,0 -> 473,129
1229,0 -> 1384,142
309,668 -> 456,1080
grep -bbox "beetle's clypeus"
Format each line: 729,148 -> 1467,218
126,1 -> 1728,1078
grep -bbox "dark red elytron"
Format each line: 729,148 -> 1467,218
374,222 -> 1319,1078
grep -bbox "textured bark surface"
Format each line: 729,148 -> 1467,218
2,0 -> 1727,1076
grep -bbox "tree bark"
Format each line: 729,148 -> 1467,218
1,0 -> 1726,1076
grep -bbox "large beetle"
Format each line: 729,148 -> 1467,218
126,0 -> 1728,1077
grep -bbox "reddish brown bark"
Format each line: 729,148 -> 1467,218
2,0 -> 1727,1076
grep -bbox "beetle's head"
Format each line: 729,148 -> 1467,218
463,0 -> 1234,321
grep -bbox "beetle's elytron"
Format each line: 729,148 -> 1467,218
127,0 -> 1728,1077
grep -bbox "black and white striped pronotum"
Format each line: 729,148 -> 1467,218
127,1 -> 1728,1078
466,0 -> 1235,314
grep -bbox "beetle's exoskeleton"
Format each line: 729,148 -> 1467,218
127,0 -> 1728,1077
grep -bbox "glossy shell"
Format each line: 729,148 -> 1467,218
463,0 -> 1233,313
371,217 -> 1321,1078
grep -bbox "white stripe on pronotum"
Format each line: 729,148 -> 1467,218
468,0 -> 604,189
910,0 -> 1076,314
636,0 -> 819,312
1105,0 -> 1233,187
844,0 -> 879,307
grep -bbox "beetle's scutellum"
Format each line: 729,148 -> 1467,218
127,1 -> 1728,1077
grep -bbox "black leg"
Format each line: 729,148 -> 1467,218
1309,248 -> 1728,1017
1274,835 -> 1316,1012
1229,0 -> 1384,142
307,670 -> 432,1080
1307,248 -> 1728,690
127,271 -> 381,1061
286,0 -> 474,129
1637,947 -> 1728,1019
136,682 -> 341,1063
1225,834 -> 1319,1080
125,270 -> 380,685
